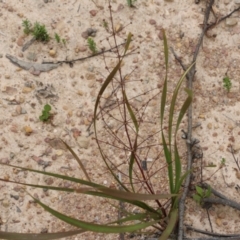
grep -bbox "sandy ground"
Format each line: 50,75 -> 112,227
1,0 -> 240,239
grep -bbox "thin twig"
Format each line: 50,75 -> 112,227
177,1 -> 215,240
230,145 -> 240,170
186,225 -> 240,238
201,183 -> 230,200
42,41 -> 127,65
203,197 -> 240,211
118,172 -> 125,240
206,208 -> 213,233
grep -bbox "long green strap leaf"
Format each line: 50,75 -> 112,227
93,33 -> 133,192
0,230 -> 86,240
159,208 -> 178,240
123,90 -> 139,192
61,140 -> 91,182
30,194 -> 158,233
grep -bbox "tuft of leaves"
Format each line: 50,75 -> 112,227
223,75 -> 232,92
22,19 -> 32,35
193,185 -> 211,205
22,19 -> 50,42
127,0 -> 137,7
32,22 -> 50,42
39,104 -> 52,122
87,37 -> 97,54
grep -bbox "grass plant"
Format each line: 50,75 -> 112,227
87,37 -> 98,54
22,19 -> 50,42
223,75 -> 232,92
127,0 -> 137,7
0,2 -> 194,239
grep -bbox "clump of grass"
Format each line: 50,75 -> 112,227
87,37 -> 97,54
22,19 -> 32,35
0,3 -> 194,240
22,19 -> 50,42
32,22 -> 50,42
223,75 -> 232,92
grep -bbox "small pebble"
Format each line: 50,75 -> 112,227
2,199 -> 10,208
70,72 -> 76,79
23,126 -> 33,136
89,10 -> 98,16
207,123 -> 212,129
103,180 -> 108,185
226,18 -> 238,26
115,23 -> 123,33
85,73 -> 95,80
22,87 -> 33,93
77,136 -> 90,149
77,90 -> 84,96
215,218 -> 222,227
117,4 -> 124,11
16,36 -> 24,46
81,31 -> 89,39
78,45 -> 87,52
49,49 -> 56,57
149,19 -> 156,25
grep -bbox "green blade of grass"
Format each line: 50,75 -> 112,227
87,187 -> 177,201
1,176 -> 175,201
0,230 -> 86,240
123,90 -> 139,132
123,90 -> 139,192
60,140 -> 91,182
160,29 -> 168,126
30,193 -> 158,233
93,37 -> 132,192
159,208 -> 178,240
0,164 -> 159,214
124,32 -> 133,55
168,63 -> 195,151
173,88 -> 192,192
161,132 -> 174,193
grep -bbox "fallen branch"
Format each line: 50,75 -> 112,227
186,225 -> 240,239
177,1 -> 215,239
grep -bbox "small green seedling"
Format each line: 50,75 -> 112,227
54,33 -> 61,43
193,185 -> 211,205
102,19 -> 109,31
62,38 -> 66,45
22,19 -> 32,35
87,37 -> 97,54
32,22 -> 50,42
22,19 -> 50,42
127,0 -> 137,7
54,33 -> 67,45
39,104 -> 52,122
223,75 -> 232,92
221,158 -> 226,166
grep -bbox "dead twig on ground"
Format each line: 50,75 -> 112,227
186,225 -> 240,239
177,1 -> 215,239
42,41 -> 130,65
201,183 -> 240,211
